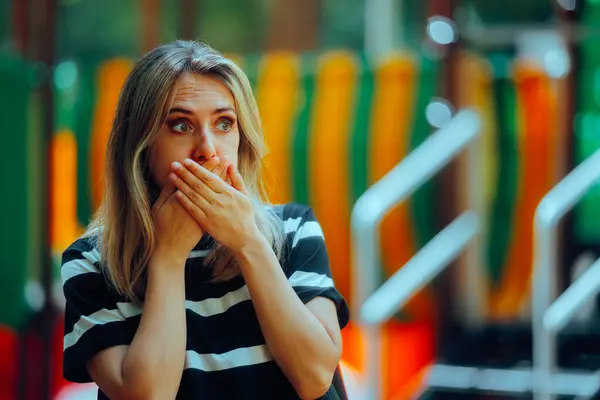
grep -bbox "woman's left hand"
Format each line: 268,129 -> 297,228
169,158 -> 260,252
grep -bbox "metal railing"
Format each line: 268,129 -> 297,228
351,109 -> 483,400
533,147 -> 600,400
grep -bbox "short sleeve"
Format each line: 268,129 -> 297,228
283,205 -> 350,329
61,239 -> 141,383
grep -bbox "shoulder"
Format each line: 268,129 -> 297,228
269,202 -> 313,219
62,236 -> 98,260
269,202 -> 320,233
270,203 -> 325,259
61,236 -> 126,315
61,236 -> 102,286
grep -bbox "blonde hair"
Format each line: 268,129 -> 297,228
86,41 -> 284,301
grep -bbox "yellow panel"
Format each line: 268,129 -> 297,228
90,59 -> 133,211
255,52 -> 300,204
454,53 -> 498,313
51,131 -> 82,252
455,52 -> 498,223
310,52 -> 358,302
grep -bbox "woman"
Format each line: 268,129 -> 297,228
61,40 -> 350,400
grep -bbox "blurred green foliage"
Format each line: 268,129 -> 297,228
0,0 -> 560,61
57,0 -> 268,59
58,0 -> 141,60
465,0 -> 554,23
195,0 -> 267,53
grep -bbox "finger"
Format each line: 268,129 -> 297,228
228,164 -> 248,195
202,158 -> 225,190
218,162 -> 230,183
183,158 -> 228,193
223,164 -> 232,186
173,157 -> 219,174
172,161 -> 217,202
203,157 -> 220,172
212,160 -> 228,181
214,155 -> 231,184
169,171 -> 212,208
175,190 -> 208,224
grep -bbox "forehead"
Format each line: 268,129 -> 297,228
170,72 -> 235,109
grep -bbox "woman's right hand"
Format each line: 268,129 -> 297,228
151,157 -> 228,265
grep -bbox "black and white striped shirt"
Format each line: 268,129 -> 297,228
62,203 -> 350,399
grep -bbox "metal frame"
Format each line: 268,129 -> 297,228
425,364 -> 600,397
544,258 -> 600,334
533,147 -> 600,400
351,109 -> 483,400
360,211 -> 478,325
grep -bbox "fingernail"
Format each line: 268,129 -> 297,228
169,173 -> 178,181
172,161 -> 181,170
183,159 -> 193,166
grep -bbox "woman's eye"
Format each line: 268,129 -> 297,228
216,119 -> 233,133
170,120 -> 193,133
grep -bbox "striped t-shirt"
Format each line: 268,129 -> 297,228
62,203 -> 350,399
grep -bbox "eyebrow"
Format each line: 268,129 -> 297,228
168,107 -> 236,115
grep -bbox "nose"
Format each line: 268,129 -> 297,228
192,131 -> 217,163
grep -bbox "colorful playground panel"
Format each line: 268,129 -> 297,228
0,45 -> 579,397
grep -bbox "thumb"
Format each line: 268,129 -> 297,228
228,164 -> 248,195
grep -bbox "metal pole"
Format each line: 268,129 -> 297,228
533,217 -> 558,400
364,0 -> 396,59
351,211 -> 381,400
39,0 -> 58,397
544,257 -> 600,333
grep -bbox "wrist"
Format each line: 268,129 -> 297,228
232,232 -> 271,265
145,258 -> 186,303
149,249 -> 187,272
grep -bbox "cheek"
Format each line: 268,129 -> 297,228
150,136 -> 191,187
230,131 -> 241,167
149,156 -> 171,188
217,132 -> 240,167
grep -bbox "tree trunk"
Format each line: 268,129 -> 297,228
180,0 -> 198,40
265,0 -> 320,51
140,0 -> 161,53
11,0 -> 30,56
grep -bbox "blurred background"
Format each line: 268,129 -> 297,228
2,0 -> 600,399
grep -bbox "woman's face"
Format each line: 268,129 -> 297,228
150,72 -> 241,189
